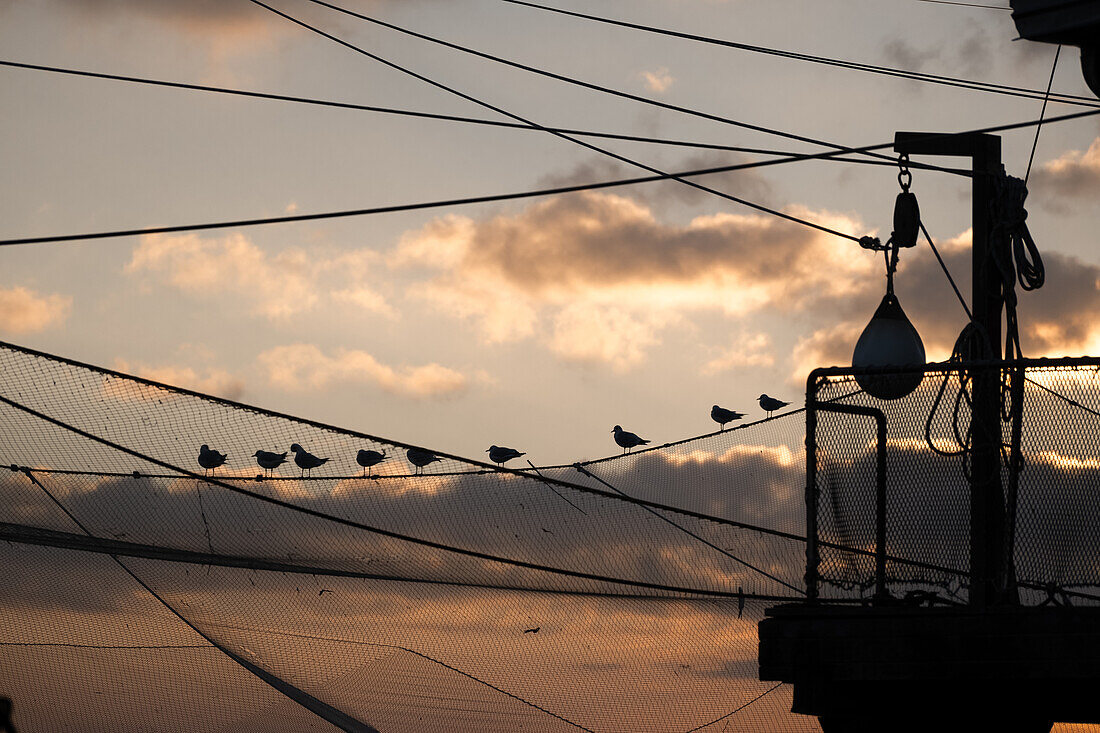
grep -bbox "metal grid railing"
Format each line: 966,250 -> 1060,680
806,357 -> 1100,605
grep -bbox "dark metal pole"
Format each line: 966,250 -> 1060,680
894,132 -> 1005,608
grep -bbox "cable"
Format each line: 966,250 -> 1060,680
914,0 -> 1010,8
574,463 -> 805,594
1,105 -> 1095,247
495,0 -> 1094,108
1026,45 -> 1061,184
296,0 -> 902,165
252,0 -> 867,243
682,683 -> 783,732
0,59 -> 965,173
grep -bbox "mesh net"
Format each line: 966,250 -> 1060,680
5,340 -> 1100,731
811,360 -> 1100,604
0,340 -> 815,732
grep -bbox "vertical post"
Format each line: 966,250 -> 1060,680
969,136 -> 1006,608
805,373 -> 820,602
894,132 -> 1007,608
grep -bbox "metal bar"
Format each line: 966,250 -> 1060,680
805,374 -> 821,602
808,397 -> 889,601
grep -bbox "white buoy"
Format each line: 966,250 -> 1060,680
852,292 -> 925,400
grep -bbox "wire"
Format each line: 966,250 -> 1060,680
253,0 -> 866,243
914,0 -> 1010,8
1026,45 -> 1061,184
297,0 -> 901,165
0,59 -> 963,173
682,683 -> 783,732
495,0 -> 1095,108
1,106 -> 1097,248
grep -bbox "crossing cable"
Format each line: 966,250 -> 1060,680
496,0 -> 1093,108
17,467 -> 381,733
2,107 -> 1097,248
573,463 -> 805,594
0,59 -> 964,174
295,0 -> 908,168
251,0 -> 866,243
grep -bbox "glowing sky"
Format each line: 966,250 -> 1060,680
2,0 -> 1099,467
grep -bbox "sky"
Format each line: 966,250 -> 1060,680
2,0 -> 1100,470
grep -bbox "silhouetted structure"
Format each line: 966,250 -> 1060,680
758,132 -> 1100,732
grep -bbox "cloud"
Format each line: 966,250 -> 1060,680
702,332 -> 775,374
639,67 -> 675,94
112,358 -> 245,401
0,286 -> 72,335
1030,137 -> 1100,204
257,343 -> 468,398
126,233 -> 395,321
391,190 -> 873,369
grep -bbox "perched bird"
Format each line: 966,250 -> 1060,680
290,443 -> 329,477
252,450 -> 287,476
406,447 -> 442,475
356,449 -> 387,477
758,394 -> 790,418
711,405 -> 745,430
197,444 -> 227,475
487,445 -> 525,466
612,425 -> 649,453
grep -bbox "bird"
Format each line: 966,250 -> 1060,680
487,445 -> 525,466
252,450 -> 287,476
758,394 -> 790,418
289,443 -> 329,477
356,449 -> 387,477
197,444 -> 227,475
612,425 -> 649,453
406,447 -> 441,475
711,405 -> 745,430
523,626 -> 540,634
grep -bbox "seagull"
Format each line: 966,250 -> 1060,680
252,450 -> 287,476
356,449 -> 387,477
758,394 -> 790,418
487,445 -> 525,466
406,447 -> 441,475
612,425 -> 649,453
711,405 -> 745,430
289,443 -> 329,477
197,444 -> 227,475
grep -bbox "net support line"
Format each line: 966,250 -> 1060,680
0,393 -> 783,599
574,464 -> 805,595
18,468 -> 382,733
0,519 -> 811,602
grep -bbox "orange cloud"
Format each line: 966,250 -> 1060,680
258,343 -> 468,398
702,332 -> 775,374
1031,137 -> 1100,203
639,67 -> 675,93
112,358 -> 245,401
0,286 -> 71,335
391,191 -> 874,369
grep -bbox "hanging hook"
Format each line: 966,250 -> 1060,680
897,153 -> 912,192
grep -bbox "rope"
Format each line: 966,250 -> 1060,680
682,683 -> 783,732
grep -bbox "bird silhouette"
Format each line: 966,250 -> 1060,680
406,447 -> 441,475
758,394 -> 790,418
252,450 -> 287,476
711,405 -> 745,430
487,445 -> 525,466
197,444 -> 227,475
523,626 -> 540,634
290,443 -> 329,477
612,425 -> 649,453
356,449 -> 387,477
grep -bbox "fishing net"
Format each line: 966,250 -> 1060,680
0,340 -> 817,732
